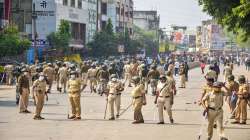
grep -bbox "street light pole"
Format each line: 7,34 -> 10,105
32,3 -> 38,63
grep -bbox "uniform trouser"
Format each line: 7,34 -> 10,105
59,77 -> 67,92
34,93 -> 45,117
180,74 -> 186,87
133,98 -> 144,121
157,97 -> 173,122
47,78 -> 53,91
108,94 -> 120,118
6,73 -> 13,85
69,94 -> 81,118
89,78 -> 97,92
97,80 -> 107,94
124,73 -> 132,86
19,88 -> 29,112
207,109 -> 225,139
150,79 -> 158,95
235,99 -> 247,122
81,73 -> 87,85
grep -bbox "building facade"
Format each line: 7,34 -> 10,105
133,10 -> 159,31
87,0 -> 97,42
97,0 -> 133,34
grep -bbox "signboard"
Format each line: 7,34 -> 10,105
159,42 -> 166,53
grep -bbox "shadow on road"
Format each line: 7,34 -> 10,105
0,100 -> 16,107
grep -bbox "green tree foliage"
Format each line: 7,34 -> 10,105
133,25 -> 158,56
0,24 -> 31,57
87,19 -> 118,57
47,20 -> 71,51
199,0 -> 250,43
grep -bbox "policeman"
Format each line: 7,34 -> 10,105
58,63 -> 68,93
4,64 -> 14,85
131,76 -> 146,124
32,73 -> 48,120
54,61 -> 62,91
43,63 -> 55,93
18,69 -> 31,113
106,74 -> 124,120
232,75 -> 249,124
147,65 -> 160,95
205,65 -> 217,82
67,71 -> 84,120
179,64 -> 186,88
97,65 -> 109,96
87,64 -> 98,93
123,61 -> 132,87
155,75 -> 174,124
225,75 -> 239,118
80,61 -> 89,86
199,77 -> 214,105
223,63 -> 232,82
202,82 -> 228,140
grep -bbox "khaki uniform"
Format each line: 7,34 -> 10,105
179,66 -> 186,88
33,80 -> 47,118
58,67 -> 68,93
107,80 -> 124,118
18,74 -> 30,112
147,70 -> 160,95
223,66 -> 232,82
168,64 -> 174,76
87,68 -> 98,93
124,64 -> 132,86
130,63 -> 139,77
80,64 -> 89,85
206,70 -> 217,81
29,65 -> 36,84
235,83 -> 249,123
131,84 -> 146,122
96,70 -> 109,95
4,64 -> 14,85
157,81 -> 173,122
202,91 -> 226,139
43,66 -> 55,92
68,78 -> 82,118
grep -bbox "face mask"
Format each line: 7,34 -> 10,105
39,76 -> 44,81
70,75 -> 76,79
24,72 -> 28,76
111,78 -> 117,82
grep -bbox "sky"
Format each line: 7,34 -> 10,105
133,0 -> 211,29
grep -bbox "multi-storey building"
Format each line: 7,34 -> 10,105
87,0 -> 97,42
133,10 -> 160,31
97,0 -> 133,34
0,0 -> 12,30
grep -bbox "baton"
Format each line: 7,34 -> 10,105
197,112 -> 208,140
104,97 -> 108,119
117,103 -> 133,118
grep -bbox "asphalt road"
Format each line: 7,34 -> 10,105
0,66 -> 249,140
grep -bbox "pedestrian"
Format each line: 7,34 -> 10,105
32,73 -> 48,120
147,65 -> 160,95
131,76 -> 146,124
223,63 -> 232,83
87,64 -> 98,93
174,60 -> 180,76
184,61 -> 189,81
179,64 -> 186,88
123,61 -> 132,87
201,82 -> 229,140
18,69 -> 31,113
4,64 -> 14,85
232,75 -> 249,124
200,61 -> 206,74
67,71 -> 84,120
154,75 -> 174,124
58,63 -> 68,93
96,65 -> 109,96
43,63 -> 55,93
106,74 -> 124,120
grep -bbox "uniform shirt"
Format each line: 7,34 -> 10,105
18,75 -> 30,89
202,84 -> 214,96
81,64 -> 89,73
157,81 -> 171,97
33,80 -> 47,94
107,81 -> 123,94
131,84 -> 145,97
147,70 -> 160,79
179,66 -> 185,75
30,65 -> 36,75
43,66 -> 55,80
124,64 -> 131,73
206,70 -> 217,79
167,76 -> 176,92
58,67 -> 68,79
4,65 -> 13,73
225,81 -> 239,96
202,91 -> 225,110
87,68 -> 97,78
223,66 -> 232,76
68,78 -> 82,94
238,84 -> 249,98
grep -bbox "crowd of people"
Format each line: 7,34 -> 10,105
0,54 -> 249,140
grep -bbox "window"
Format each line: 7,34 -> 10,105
63,0 -> 68,6
78,0 -> 82,9
71,0 -> 75,7
116,7 -> 120,15
101,21 -> 107,30
101,2 -> 107,15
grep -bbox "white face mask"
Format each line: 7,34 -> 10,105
24,72 -> 28,76
70,75 -> 76,79
39,76 -> 44,81
111,78 -> 117,82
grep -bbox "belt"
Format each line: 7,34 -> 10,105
208,107 -> 222,111
159,96 -> 170,98
110,93 -> 121,96
133,96 -> 142,99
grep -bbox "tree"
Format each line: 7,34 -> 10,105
199,0 -> 250,43
0,24 -> 31,57
87,18 -> 118,57
47,20 -> 71,52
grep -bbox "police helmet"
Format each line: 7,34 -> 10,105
227,75 -> 235,81
131,76 -> 140,84
238,75 -> 246,83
